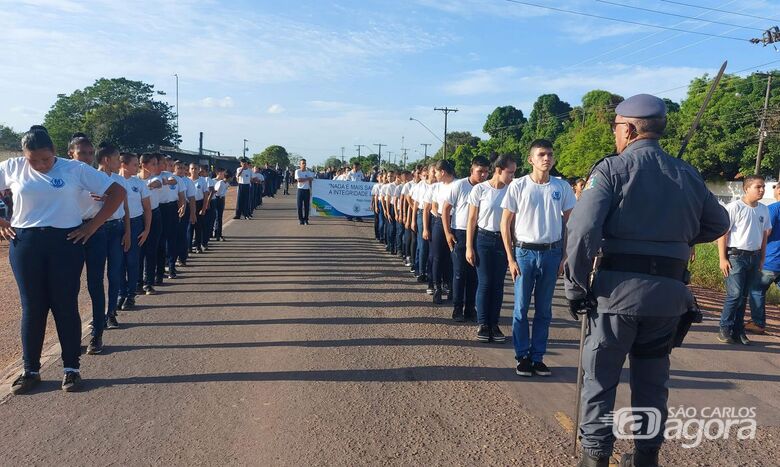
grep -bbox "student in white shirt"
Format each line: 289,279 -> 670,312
174,161 -> 197,266
234,158 -> 252,220
348,162 -> 364,182
189,163 -> 210,253
251,166 -> 265,210
500,139 -> 576,377
371,175 -> 383,239
393,172 -> 408,256
409,166 -> 428,279
118,153 -> 152,312
442,156 -> 489,322
212,167 -> 229,241
402,169 -> 419,267
137,153 -> 164,295
2,127 -> 125,394
155,155 -> 181,284
382,171 -> 398,253
420,163 -> 439,292
466,154 -> 516,342
428,160 -> 457,304
718,174 -> 771,345
199,166 -> 216,250
294,158 -> 315,225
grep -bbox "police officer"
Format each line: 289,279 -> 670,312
564,94 -> 729,467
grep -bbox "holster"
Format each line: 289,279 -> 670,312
672,297 -> 703,349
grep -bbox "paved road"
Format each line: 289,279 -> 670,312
0,194 -> 777,466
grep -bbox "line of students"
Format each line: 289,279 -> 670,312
0,126 -> 233,394
371,140 -> 576,377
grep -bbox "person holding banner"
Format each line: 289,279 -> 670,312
295,159 -> 315,225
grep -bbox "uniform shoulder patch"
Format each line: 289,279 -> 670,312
585,176 -> 597,191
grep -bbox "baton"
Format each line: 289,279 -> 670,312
573,256 -> 600,456
677,61 -> 727,159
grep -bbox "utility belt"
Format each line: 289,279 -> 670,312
727,247 -> 761,257
516,240 -> 562,251
599,253 -> 690,284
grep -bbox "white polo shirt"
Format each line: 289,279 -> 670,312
193,176 -> 210,201
348,170 -> 364,182
0,157 -> 114,229
725,199 -> 771,251
123,175 -> 151,219
215,179 -> 229,198
371,183 -> 382,198
445,177 -> 475,231
468,180 -> 509,232
236,167 -> 252,185
501,175 -> 576,244
295,169 -> 315,189
141,175 -> 163,210
182,177 -> 197,200
159,170 -> 179,204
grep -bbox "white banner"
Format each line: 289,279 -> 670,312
311,179 -> 375,217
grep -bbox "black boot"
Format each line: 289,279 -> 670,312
578,450 -> 609,467
433,287 -> 443,305
620,448 -> 659,467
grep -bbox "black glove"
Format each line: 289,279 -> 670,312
567,297 -> 597,321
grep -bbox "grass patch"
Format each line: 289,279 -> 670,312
690,242 -> 780,304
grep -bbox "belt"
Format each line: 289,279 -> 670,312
478,227 -> 501,238
83,218 -> 122,226
517,240 -> 562,251
161,200 -> 177,205
600,254 -> 689,284
727,247 -> 761,256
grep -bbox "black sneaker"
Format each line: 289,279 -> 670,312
465,309 -> 477,323
167,271 -> 177,279
417,274 -> 428,283
10,372 -> 40,395
144,286 -> 156,295
136,284 -> 144,295
117,296 -> 126,311
737,333 -> 751,346
433,288 -> 443,305
62,371 -> 82,392
532,361 -> 552,376
426,287 -> 434,295
491,325 -> 506,343
476,324 -> 491,342
87,335 -> 103,355
452,308 -> 465,322
717,328 -> 736,344
106,316 -> 119,329
516,357 -> 533,377
442,284 -> 451,296
154,277 -> 164,286
122,297 -> 135,311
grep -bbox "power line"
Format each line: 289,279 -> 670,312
596,0 -> 762,31
503,0 -> 750,41
660,0 -> 780,23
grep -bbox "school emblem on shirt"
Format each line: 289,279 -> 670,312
760,216 -> 765,223
49,178 -> 65,188
170,185 -> 177,190
552,190 -> 561,200
132,186 -> 139,193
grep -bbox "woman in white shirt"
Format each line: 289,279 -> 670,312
428,160 -> 456,304
1,127 -> 125,394
137,153 -> 163,295
465,154 -> 516,343
118,152 -> 151,312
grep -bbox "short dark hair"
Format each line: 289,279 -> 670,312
21,127 -> 54,152
300,158 -> 307,163
435,159 -> 455,176
140,153 -> 156,165
471,155 -> 490,168
744,174 -> 765,189
528,139 -> 553,156
492,154 -> 516,171
96,142 -> 119,163
120,152 -> 138,165
68,132 -> 92,153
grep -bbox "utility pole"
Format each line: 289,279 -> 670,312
374,143 -> 386,167
387,151 -> 394,165
420,143 -> 431,162
756,75 -> 772,175
434,107 -> 458,159
341,146 -> 345,164
243,139 -> 248,158
400,145 -> 409,169
355,144 -> 368,159
174,73 -> 180,147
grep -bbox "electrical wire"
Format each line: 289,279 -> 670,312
596,0 -> 762,31
660,0 -> 780,23
503,0 -> 750,41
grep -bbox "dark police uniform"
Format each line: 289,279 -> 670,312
564,94 -> 729,466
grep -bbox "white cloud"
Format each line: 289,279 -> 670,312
443,67 -> 519,96
187,97 -> 234,109
267,104 -> 285,114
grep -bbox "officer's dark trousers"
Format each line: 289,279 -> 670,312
9,227 -> 83,372
235,184 -> 250,218
297,188 -> 311,222
451,229 -> 477,312
177,205 -> 191,262
580,313 -> 679,458
474,229 -> 507,326
156,201 -> 178,279
430,216 -> 451,288
139,208 -> 162,287
85,220 -> 123,337
120,215 -> 143,301
191,200 -> 205,250
213,197 -> 225,238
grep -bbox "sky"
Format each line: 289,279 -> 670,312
2,0 -> 780,165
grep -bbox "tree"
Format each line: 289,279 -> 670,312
287,152 -> 303,169
323,156 -> 342,169
451,144 -> 476,177
0,124 -> 21,150
483,106 -> 526,140
433,131 -> 480,160
520,94 -> 573,148
43,78 -> 179,153
254,145 -> 290,168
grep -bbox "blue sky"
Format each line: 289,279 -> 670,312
1,0 -> 779,164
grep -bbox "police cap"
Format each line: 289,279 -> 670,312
615,94 -> 666,119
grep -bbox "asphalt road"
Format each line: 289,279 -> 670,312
0,193 -> 777,466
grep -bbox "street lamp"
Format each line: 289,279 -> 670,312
173,73 -> 179,147
243,139 -> 248,159
409,117 -> 444,144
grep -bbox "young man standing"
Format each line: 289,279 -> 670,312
294,159 -> 315,225
719,175 -> 771,345
234,158 -> 252,220
442,156 -> 489,322
501,139 -> 575,376
382,172 -> 397,254
748,182 -> 780,334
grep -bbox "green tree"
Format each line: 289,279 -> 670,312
483,105 -> 526,140
323,156 -> 342,169
253,145 -> 290,168
520,94 -> 573,148
433,131 -> 480,160
43,78 -> 179,154
451,144 -> 475,177
0,124 -> 21,150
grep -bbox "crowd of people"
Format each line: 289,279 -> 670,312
0,126 -> 288,394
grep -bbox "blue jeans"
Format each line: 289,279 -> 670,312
396,220 -> 404,255
85,219 -> 124,336
416,211 -> 428,277
749,269 -> 780,327
475,230 -> 507,326
9,227 -> 84,372
140,207 -> 162,287
385,206 -> 396,252
721,253 -> 761,335
430,217 -> 451,288
512,246 -> 562,362
451,229 -> 477,311
377,204 -> 385,241
121,215 -> 144,301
